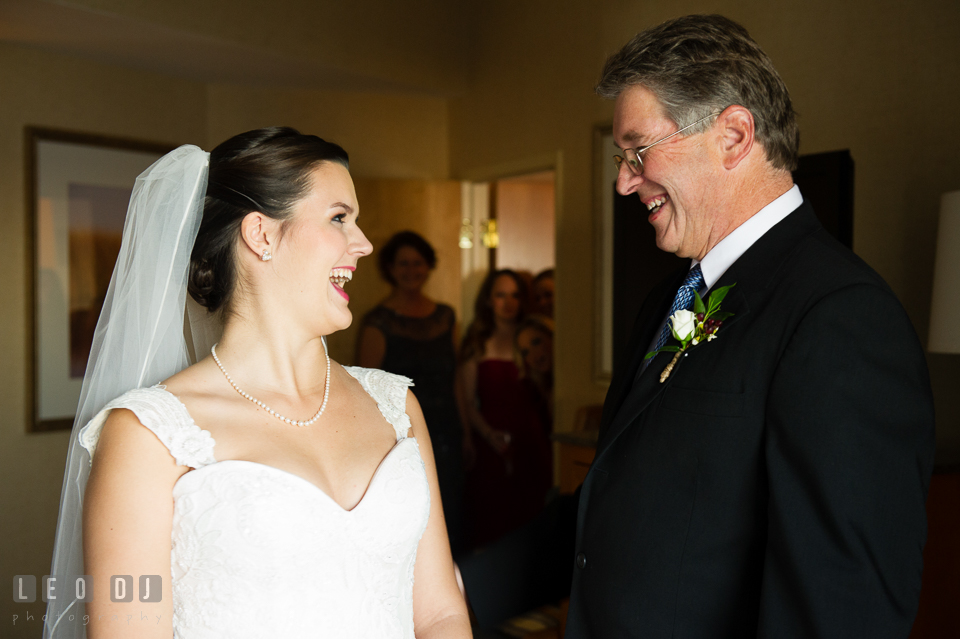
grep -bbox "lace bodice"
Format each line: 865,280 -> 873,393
78,367 -> 430,639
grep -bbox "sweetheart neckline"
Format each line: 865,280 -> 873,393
152,370 -> 416,513
174,437 -> 419,514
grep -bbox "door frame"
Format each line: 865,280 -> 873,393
457,151 -> 562,330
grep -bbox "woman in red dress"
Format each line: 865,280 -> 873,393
458,270 -> 553,550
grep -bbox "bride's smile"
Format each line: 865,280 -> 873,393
329,266 -> 354,299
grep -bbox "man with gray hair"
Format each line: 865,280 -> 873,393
567,14 -> 934,638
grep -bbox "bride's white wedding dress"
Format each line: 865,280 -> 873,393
78,367 -> 430,639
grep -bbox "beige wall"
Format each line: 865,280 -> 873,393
63,0 -> 472,94
448,0 -> 960,461
206,85 -> 450,179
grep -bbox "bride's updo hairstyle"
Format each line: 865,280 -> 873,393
188,126 -> 349,314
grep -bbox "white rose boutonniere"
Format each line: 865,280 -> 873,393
645,283 -> 736,383
670,309 -> 697,341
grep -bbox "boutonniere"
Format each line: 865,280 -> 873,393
645,283 -> 736,383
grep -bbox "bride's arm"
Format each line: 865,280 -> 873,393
83,409 -> 186,639
407,391 -> 473,638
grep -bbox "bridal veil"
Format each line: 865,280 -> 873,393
44,145 -> 218,638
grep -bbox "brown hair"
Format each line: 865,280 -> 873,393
188,127 -> 349,314
377,230 -> 437,287
514,314 -> 555,377
459,269 -> 528,363
596,14 -> 799,171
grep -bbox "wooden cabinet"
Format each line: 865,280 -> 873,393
553,431 -> 597,495
909,466 -> 960,639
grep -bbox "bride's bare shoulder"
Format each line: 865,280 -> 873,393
161,357 -> 220,396
158,357 -> 232,422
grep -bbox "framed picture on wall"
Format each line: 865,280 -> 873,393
592,125 -> 620,383
26,128 -> 175,433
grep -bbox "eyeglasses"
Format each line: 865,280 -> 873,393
613,112 -> 720,175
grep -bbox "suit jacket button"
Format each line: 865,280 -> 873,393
576,552 -> 587,569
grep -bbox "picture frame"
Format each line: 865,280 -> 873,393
592,124 -> 618,383
26,127 -> 175,433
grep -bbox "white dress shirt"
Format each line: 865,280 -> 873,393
640,185 -> 804,369
694,184 -> 804,290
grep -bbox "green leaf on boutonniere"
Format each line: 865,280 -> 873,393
712,283 -> 736,303
711,310 -> 734,322
693,290 -> 706,315
644,345 -> 680,360
707,283 -> 736,314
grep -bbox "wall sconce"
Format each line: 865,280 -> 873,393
459,218 -> 474,249
481,219 -> 499,249
928,190 -> 960,353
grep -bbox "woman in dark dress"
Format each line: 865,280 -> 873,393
458,270 -> 553,550
357,230 -> 467,553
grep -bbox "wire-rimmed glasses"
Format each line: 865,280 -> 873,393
613,112 -> 721,175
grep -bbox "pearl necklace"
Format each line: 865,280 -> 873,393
210,343 -> 331,427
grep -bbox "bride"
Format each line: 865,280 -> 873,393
44,128 -> 471,638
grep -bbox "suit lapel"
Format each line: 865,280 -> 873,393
595,348 -> 673,460
594,282 -> 751,463
597,268 -> 686,443
592,201 -> 822,466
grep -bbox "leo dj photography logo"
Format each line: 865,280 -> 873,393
12,575 -> 162,603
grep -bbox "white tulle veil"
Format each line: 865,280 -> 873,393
44,145 -> 220,638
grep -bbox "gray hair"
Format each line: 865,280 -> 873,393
597,14 -> 799,171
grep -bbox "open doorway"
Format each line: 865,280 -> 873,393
493,171 -> 556,277
460,170 -> 556,328
457,168 -> 559,552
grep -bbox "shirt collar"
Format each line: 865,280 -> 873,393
692,184 -> 803,290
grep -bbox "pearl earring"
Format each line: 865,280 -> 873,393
261,249 -> 272,262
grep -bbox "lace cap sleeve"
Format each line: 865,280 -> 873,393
78,386 -> 216,469
343,367 -> 414,441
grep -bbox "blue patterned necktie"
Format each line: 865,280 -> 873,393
640,263 -> 705,375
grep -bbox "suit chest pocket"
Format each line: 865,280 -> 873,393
661,386 -> 744,417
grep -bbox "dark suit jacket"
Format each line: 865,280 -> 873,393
565,202 -> 935,638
